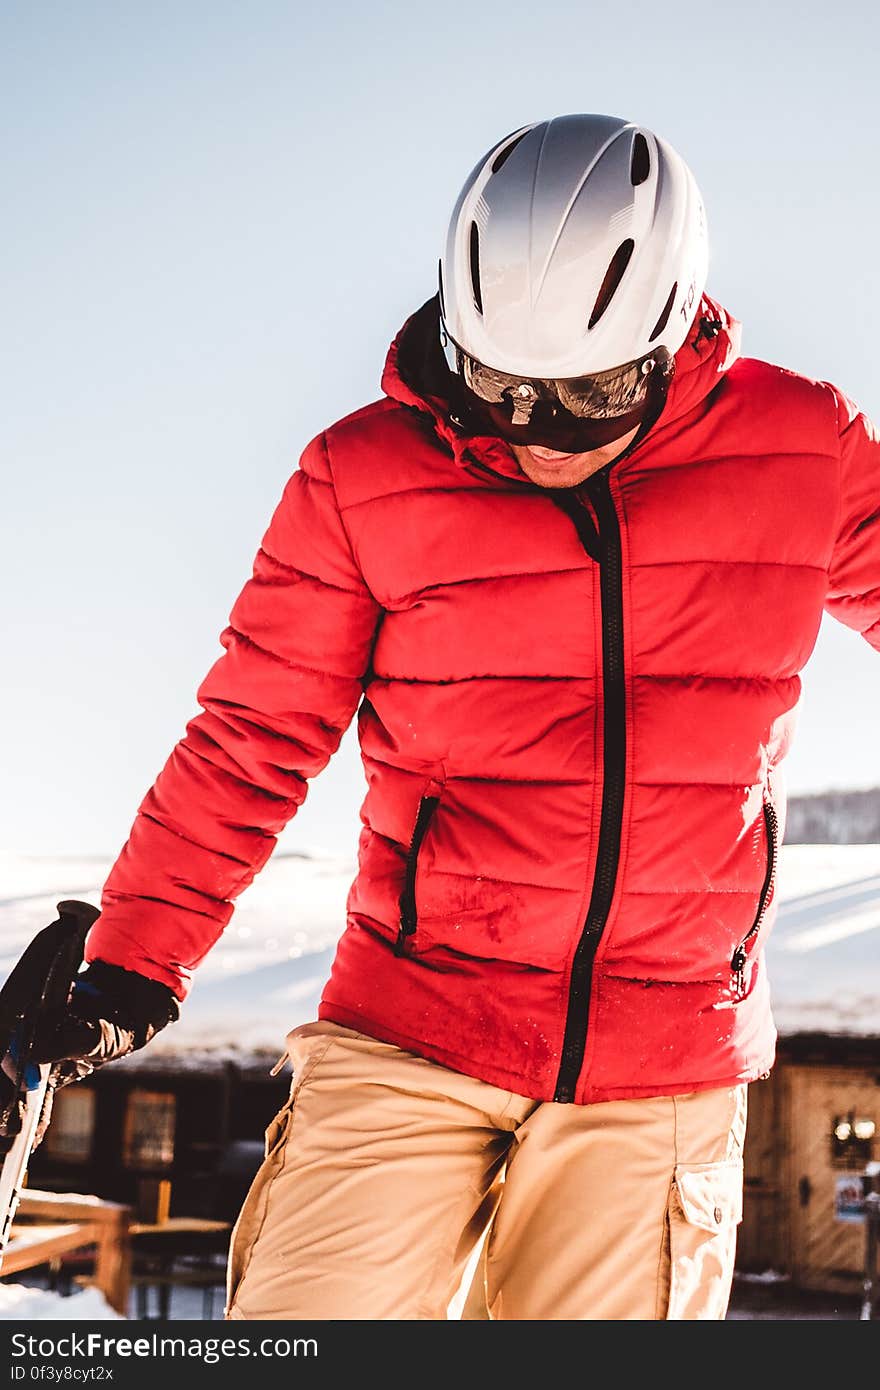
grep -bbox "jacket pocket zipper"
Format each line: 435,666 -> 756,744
730,797 -> 779,995
395,793 -> 441,956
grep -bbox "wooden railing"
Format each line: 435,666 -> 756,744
1,1188 -> 131,1315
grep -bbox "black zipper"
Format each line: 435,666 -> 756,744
553,471 -> 627,1103
394,794 -> 441,956
730,799 -> 779,995
459,445 -> 641,1100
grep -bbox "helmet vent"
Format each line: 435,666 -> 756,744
438,259 -> 446,319
649,282 -> 678,343
588,239 -> 635,330
469,221 -> 483,314
630,133 -> 651,186
491,130 -> 529,174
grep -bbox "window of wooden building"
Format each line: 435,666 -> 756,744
43,1085 -> 96,1163
123,1089 -> 176,1170
831,1111 -> 876,1167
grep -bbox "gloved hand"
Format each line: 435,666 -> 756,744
30,959 -> 180,1088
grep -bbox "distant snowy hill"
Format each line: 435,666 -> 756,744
785,787 -> 880,844
1,841 -> 878,1065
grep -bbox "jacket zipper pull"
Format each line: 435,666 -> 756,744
730,945 -> 747,996
395,791 -> 441,958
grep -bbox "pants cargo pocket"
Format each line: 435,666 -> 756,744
224,1097 -> 296,1318
659,1159 -> 744,1320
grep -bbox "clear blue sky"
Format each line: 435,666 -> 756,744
3,1 -> 879,859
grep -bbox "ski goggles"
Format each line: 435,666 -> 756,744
448,337 -> 672,427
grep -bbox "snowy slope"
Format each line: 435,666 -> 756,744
1,842 -> 878,1063
760,843 -> 880,1037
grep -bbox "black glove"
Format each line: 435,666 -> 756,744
31,959 -> 180,1088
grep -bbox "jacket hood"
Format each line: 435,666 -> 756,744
381,294 -> 742,481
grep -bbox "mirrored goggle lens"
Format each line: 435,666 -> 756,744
456,346 -> 670,422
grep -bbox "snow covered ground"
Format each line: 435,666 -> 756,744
0,840 -> 878,1062
0,1281 -> 123,1319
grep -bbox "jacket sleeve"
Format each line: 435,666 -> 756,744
84,432 -> 381,997
824,386 -> 880,652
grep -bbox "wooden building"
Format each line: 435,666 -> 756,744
738,1033 -> 879,1297
25,1050 -> 289,1227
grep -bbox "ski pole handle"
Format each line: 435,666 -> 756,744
0,899 -> 101,1264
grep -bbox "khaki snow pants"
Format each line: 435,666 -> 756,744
225,1021 -> 747,1321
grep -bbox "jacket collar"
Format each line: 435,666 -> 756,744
380,294 -> 742,482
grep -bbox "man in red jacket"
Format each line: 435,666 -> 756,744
34,114 -> 880,1319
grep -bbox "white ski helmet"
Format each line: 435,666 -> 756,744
438,113 -> 708,381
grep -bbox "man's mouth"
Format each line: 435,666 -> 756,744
526,446 -> 577,463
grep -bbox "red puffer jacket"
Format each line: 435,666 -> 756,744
86,294 -> 880,1104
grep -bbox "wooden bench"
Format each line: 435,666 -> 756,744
128,1216 -> 231,1320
